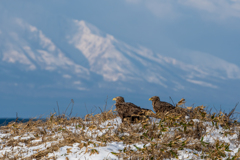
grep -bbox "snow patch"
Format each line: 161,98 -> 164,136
39,31 -> 56,52
2,48 -> 36,70
183,51 -> 240,80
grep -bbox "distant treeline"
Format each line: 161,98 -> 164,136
0,118 -> 46,126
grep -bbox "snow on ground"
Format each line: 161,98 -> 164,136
1,116 -> 240,159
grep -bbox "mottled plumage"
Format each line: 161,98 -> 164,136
113,96 -> 151,122
149,96 -> 175,113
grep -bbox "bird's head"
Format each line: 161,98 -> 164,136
113,96 -> 125,103
149,96 -> 160,101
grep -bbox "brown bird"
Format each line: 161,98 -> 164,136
149,96 -> 175,113
113,96 -> 152,123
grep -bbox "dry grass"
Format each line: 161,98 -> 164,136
0,100 -> 240,160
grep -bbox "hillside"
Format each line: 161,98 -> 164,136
0,101 -> 240,159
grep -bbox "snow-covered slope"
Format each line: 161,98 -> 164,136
0,14 -> 240,117
0,17 -> 93,92
1,16 -> 240,91
67,20 -> 240,89
1,19 -> 88,74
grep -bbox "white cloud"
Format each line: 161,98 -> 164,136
73,81 -> 81,84
125,0 -> 240,19
77,87 -> 88,91
146,1 -> 177,18
63,74 -> 72,79
125,0 -> 140,4
187,79 -> 218,88
179,0 -> 240,19
125,0 -> 178,18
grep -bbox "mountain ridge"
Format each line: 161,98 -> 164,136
1,17 -> 240,90
0,16 -> 239,117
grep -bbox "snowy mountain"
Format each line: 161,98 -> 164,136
0,15 -> 239,117
68,20 -> 240,88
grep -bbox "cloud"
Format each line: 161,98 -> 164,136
125,0 -> 140,4
63,74 -> 72,79
125,0 -> 240,19
186,79 -> 218,89
126,0 -> 178,18
179,0 -> 240,19
145,1 -> 177,18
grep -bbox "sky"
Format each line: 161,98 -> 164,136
0,0 -> 240,118
68,0 -> 240,64
1,0 -> 240,65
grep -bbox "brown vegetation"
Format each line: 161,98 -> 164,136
0,99 -> 239,159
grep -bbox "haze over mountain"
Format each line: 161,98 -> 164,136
0,4 -> 239,118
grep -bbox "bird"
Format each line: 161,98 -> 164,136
149,96 -> 175,114
113,96 -> 152,123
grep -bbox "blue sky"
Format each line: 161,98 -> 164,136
1,0 -> 240,65
0,0 -> 240,118
66,0 -> 240,64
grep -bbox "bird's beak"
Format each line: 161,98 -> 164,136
113,98 -> 116,101
149,98 -> 152,101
